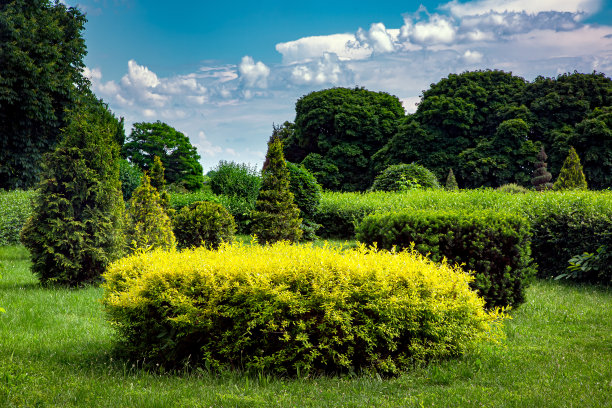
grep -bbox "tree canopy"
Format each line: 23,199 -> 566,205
0,0 -> 89,189
122,121 -> 204,191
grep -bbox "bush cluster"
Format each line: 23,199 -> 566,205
371,163 -> 440,191
209,161 -> 261,203
102,242 -> 506,375
173,201 -> 236,249
0,190 -> 35,246
356,210 -> 536,308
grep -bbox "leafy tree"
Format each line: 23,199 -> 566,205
0,0 -> 89,189
571,107 -> 612,189
122,121 -> 204,191
445,168 -> 458,190
125,173 -> 176,252
20,97 -> 125,286
553,147 -> 588,190
251,136 -> 302,243
371,163 -> 440,192
532,147 -> 553,191
287,87 -> 405,191
209,160 -> 261,203
119,159 -> 143,202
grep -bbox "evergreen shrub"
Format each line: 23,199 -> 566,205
554,147 -> 588,190
371,163 -> 440,191
173,201 -> 236,249
0,190 -> 35,245
286,162 -> 322,240
209,161 -> 261,203
497,183 -> 529,194
355,209 -> 535,308
102,242 -> 506,375
119,159 -> 143,202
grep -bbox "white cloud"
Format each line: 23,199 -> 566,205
83,66 -> 102,82
463,49 -> 484,63
290,53 -> 351,85
402,14 -> 457,45
276,33 -> 372,63
122,60 -> 160,88
355,23 -> 398,53
239,56 -> 270,88
442,0 -> 601,17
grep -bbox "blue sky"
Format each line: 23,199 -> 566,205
66,0 -> 612,172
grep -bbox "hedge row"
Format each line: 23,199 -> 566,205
316,190 -> 612,280
356,210 -> 535,308
102,242 -> 506,376
0,190 -> 36,246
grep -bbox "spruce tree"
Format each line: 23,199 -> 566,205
20,98 -> 125,286
149,155 -> 171,213
532,147 -> 553,191
251,135 -> 302,243
445,168 -> 459,190
553,147 -> 588,190
126,173 -> 176,252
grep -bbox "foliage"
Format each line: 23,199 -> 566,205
497,183 -> 529,194
172,201 -> 236,249
149,155 -> 170,212
208,160 -> 261,203
286,162 -> 322,240
553,147 -> 587,190
169,189 -> 220,211
20,98 -> 125,286
571,107 -> 612,189
102,242 -> 506,375
251,136 -> 302,243
557,246 -> 611,284
287,87 -> 405,191
371,163 -> 440,192
125,173 -> 175,252
356,210 -> 535,308
122,121 -> 204,191
0,0 -> 89,189
531,147 -> 553,191
0,189 -> 35,245
119,159 -> 143,202
445,168 -> 458,190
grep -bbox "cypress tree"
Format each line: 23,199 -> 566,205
20,98 -> 125,286
532,147 -> 553,191
553,147 -> 588,190
251,135 -> 302,243
445,168 -> 459,190
126,173 -> 176,252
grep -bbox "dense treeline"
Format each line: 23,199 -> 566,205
282,71 -> 612,191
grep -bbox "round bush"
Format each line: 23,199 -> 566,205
497,183 -> 529,194
286,162 -> 322,221
173,201 -> 236,249
102,242 -> 506,376
209,161 -> 261,202
371,163 -> 440,191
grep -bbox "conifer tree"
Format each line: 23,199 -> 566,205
251,135 -> 302,243
553,147 -> 588,190
149,155 -> 171,213
445,168 -> 458,190
126,173 -> 176,252
20,98 -> 125,285
532,147 -> 553,191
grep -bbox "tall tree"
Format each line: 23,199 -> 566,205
122,121 -> 204,191
20,97 -> 125,286
251,136 -> 302,243
0,0 -> 88,189
287,87 -> 405,191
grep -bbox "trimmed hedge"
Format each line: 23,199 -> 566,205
356,210 -> 535,308
0,190 -> 35,246
102,242 -> 506,376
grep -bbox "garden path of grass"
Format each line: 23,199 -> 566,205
0,245 -> 610,407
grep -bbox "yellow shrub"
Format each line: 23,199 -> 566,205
102,242 -> 506,375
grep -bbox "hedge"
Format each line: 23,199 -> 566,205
0,190 -> 35,246
102,242 -> 506,376
356,210 -> 536,308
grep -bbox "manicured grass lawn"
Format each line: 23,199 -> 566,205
1,245 -> 610,407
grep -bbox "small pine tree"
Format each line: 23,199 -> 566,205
149,155 -> 171,212
445,168 -> 458,190
126,173 -> 176,252
553,147 -> 588,191
251,135 -> 302,243
532,147 -> 553,191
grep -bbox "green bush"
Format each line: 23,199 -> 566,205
287,162 -> 322,240
173,201 -> 236,249
356,209 -> 535,308
0,190 -> 35,246
169,189 -> 220,211
119,159 -> 143,202
209,161 -> 261,203
371,163 -> 440,192
497,183 -> 529,194
102,242 -> 506,375
559,245 -> 611,284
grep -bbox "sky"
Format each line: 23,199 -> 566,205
65,0 -> 612,172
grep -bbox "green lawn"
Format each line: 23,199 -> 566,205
1,245 -> 610,407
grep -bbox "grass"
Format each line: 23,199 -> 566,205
1,245 -> 611,407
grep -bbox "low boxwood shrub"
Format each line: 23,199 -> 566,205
102,242 -> 506,376
173,201 -> 236,249
371,163 -> 440,192
0,190 -> 35,246
355,210 -> 536,308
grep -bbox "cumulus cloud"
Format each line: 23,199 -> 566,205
463,49 -> 484,63
276,34 -> 372,63
355,23 -> 398,53
290,53 -> 352,85
239,56 -> 270,88
401,14 -> 457,45
442,0 -> 601,17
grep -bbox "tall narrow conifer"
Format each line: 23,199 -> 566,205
553,147 -> 588,190
445,168 -> 458,190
